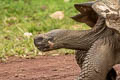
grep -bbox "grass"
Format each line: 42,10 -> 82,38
0,0 -> 90,60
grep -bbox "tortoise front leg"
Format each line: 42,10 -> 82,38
75,50 -> 117,80
77,39 -> 116,80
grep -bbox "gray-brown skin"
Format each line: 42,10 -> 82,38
34,1 -> 120,80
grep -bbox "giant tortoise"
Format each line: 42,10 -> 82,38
34,0 -> 120,80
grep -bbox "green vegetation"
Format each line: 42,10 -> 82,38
0,0 -> 89,59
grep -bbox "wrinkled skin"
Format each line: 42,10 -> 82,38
34,1 -> 120,80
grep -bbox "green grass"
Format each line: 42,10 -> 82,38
0,0 -> 90,59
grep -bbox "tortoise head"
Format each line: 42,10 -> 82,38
34,30 -> 59,52
34,29 -> 88,52
34,29 -> 70,52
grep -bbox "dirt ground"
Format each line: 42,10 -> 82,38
0,55 -> 120,80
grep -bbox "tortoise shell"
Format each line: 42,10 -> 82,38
72,0 -> 120,32
92,0 -> 120,31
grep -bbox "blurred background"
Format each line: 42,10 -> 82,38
0,0 -> 90,61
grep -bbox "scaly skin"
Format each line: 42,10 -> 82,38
77,39 -> 115,80
75,50 -> 87,68
75,50 -> 117,80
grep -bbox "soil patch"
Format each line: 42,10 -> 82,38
0,55 -> 120,80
